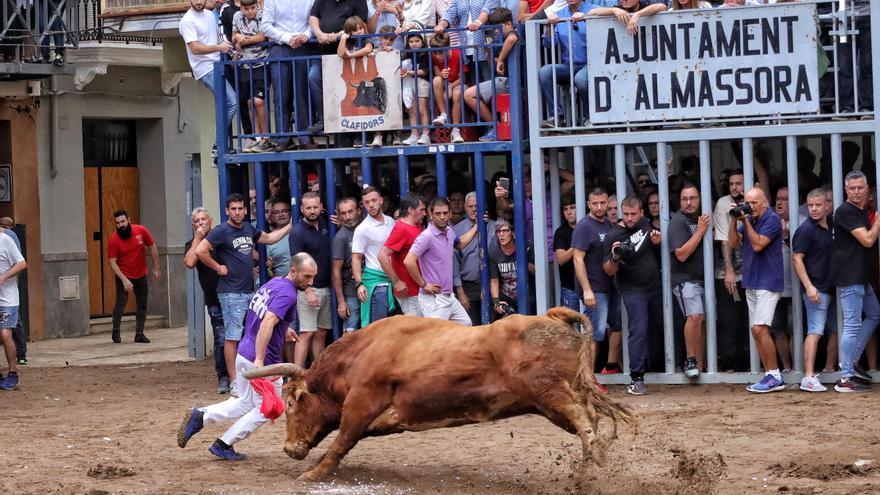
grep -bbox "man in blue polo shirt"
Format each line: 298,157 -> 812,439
728,187 -> 784,393
792,188 -> 834,392
290,191 -> 333,368
538,0 -> 598,128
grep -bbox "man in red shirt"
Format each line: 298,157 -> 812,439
379,195 -> 425,316
108,210 -> 160,344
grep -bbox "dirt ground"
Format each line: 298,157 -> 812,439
3,360 -> 880,495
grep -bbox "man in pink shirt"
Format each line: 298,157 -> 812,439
405,197 -> 477,325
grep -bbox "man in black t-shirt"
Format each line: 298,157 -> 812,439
184,208 -> 229,395
306,0 -> 369,134
668,184 -> 710,380
602,196 -> 662,396
554,196 -> 578,312
832,171 -> 880,393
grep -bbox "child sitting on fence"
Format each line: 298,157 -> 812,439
400,30 -> 431,146
338,16 -> 386,148
232,0 -> 270,152
429,31 -> 468,144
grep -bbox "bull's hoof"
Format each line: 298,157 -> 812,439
297,470 -> 325,482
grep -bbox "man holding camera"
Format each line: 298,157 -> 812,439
728,187 -> 785,393
668,184 -> 710,379
603,196 -> 662,396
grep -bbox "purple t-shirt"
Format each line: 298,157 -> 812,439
570,215 -> 613,294
739,209 -> 784,292
410,223 -> 459,295
237,276 -> 299,365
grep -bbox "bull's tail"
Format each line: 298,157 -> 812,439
546,307 -> 635,433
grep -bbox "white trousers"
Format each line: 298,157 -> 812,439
418,293 -> 472,326
202,355 -> 283,446
397,295 -> 423,317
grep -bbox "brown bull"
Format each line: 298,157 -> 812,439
244,307 -> 634,481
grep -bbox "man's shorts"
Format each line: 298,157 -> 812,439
672,281 -> 705,318
803,291 -> 837,335
745,289 -> 781,327
297,287 -> 333,331
219,292 -> 252,341
0,305 -> 19,330
238,65 -> 269,100
477,77 -> 509,103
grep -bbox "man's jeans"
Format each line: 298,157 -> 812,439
38,0 -> 65,59
218,292 -> 252,341
270,44 -> 317,142
198,70 -> 238,127
620,289 -> 663,375
307,58 -> 324,122
207,305 -> 228,380
369,285 -> 390,325
836,15 -> 873,112
112,276 -> 148,335
343,295 -> 361,331
838,283 -> 880,378
538,63 -> 589,120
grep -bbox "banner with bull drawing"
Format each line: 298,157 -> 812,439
322,51 -> 403,133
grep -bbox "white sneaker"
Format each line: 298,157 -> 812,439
370,134 -> 383,148
432,113 -> 448,126
800,374 -> 827,392
450,128 -> 464,143
241,138 -> 257,153
417,132 -> 431,145
402,132 -> 419,146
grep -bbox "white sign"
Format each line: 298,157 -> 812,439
322,51 -> 403,133
586,4 -> 820,123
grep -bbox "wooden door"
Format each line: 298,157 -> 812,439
84,166 -> 140,317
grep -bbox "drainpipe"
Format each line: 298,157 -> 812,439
48,77 -> 57,179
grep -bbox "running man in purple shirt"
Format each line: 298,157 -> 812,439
177,253 -> 317,461
405,197 -> 477,325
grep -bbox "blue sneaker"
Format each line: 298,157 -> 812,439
0,372 -> 18,390
209,440 -> 246,461
177,407 -> 204,448
478,129 -> 497,142
746,374 -> 785,393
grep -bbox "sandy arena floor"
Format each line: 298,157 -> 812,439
2,360 -> 879,495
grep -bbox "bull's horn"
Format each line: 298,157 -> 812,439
243,363 -> 303,379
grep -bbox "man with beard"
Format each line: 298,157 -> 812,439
196,193 -> 292,387
379,195 -> 426,317
107,210 -> 160,344
352,187 -> 396,326
603,196 -> 662,396
572,188 -> 614,376
729,187 -> 785,393
179,0 -> 237,127
712,169 -> 749,371
332,198 -> 362,332
668,184 -> 710,379
405,197 -> 477,324
290,192 -> 332,367
177,253 -> 317,461
266,198 -> 292,277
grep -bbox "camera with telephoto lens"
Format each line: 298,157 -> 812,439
613,239 -> 637,260
728,202 -> 753,217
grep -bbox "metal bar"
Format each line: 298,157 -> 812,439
741,138 -> 759,373
699,140 -> 718,374
656,142 -> 674,374
215,61 -> 230,222
573,147 -> 586,219
436,153 -> 447,198
325,158 -> 340,342
254,162 -> 268,284
613,143 -> 629,373
288,160 -> 300,224
510,41 -> 531,315
549,150 -> 561,306
361,156 -> 372,188
398,155 -> 409,196
872,0 -> 880,122
831,133 -> 844,334
786,136 -> 804,374
474,151 -> 491,325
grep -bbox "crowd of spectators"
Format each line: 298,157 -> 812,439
1,0 -> 67,65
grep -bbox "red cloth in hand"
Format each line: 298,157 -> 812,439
251,377 -> 285,422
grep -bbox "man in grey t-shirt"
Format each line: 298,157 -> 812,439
332,198 -> 362,331
266,198 -> 292,277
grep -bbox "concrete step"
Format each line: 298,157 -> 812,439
88,314 -> 167,335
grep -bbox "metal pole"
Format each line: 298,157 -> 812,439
574,147 -> 586,219
288,160 -> 301,224
656,143 -> 674,373
613,143 -> 629,373
549,150 -> 561,306
474,151 -> 491,325
254,162 -> 268,284
214,61 -> 230,222
398,155 -> 409,196
699,140 -> 718,374
741,138 -> 759,373
786,136 -> 804,375
436,153 -> 448,198
508,40 -> 531,315
361,156 -> 372,188
831,133 -> 844,335
325,158 -> 340,342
